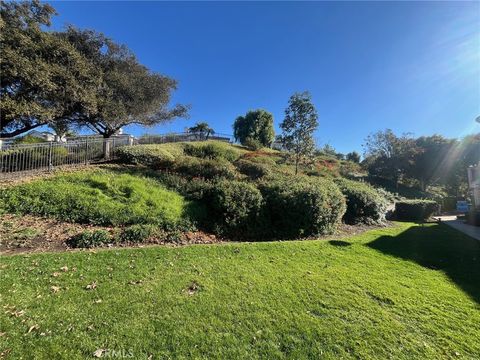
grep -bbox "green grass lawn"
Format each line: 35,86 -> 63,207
1,222 -> 479,359
0,169 -> 199,227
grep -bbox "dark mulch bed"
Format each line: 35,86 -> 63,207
0,214 -> 221,255
0,213 -> 391,255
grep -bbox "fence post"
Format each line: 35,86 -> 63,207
112,137 -> 116,159
48,142 -> 53,171
103,138 -> 111,160
85,137 -> 89,165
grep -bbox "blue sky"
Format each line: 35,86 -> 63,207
49,1 -> 479,153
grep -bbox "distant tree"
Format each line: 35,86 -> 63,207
363,129 -> 418,188
233,109 -> 275,147
61,27 -> 189,138
319,144 -> 337,157
0,1 -> 99,138
409,135 -> 453,191
280,92 -> 319,175
346,151 -> 361,163
188,122 -> 214,140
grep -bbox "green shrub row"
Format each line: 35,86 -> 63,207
115,145 -> 176,169
394,200 -> 438,221
334,178 -> 389,225
258,177 -> 346,239
201,176 -> 346,240
117,144 -> 238,180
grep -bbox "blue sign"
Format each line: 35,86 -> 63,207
456,201 -> 469,213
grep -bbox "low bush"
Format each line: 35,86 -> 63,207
67,230 -> 111,248
154,172 -> 213,201
259,176 -> 346,239
173,157 -> 237,180
183,142 -> 238,162
119,224 -> 159,243
0,170 -> 197,227
334,178 -> 389,225
116,145 -> 175,169
205,180 -> 264,238
243,137 -> 263,151
235,159 -> 271,180
395,200 -> 438,221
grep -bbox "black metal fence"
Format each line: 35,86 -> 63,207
0,132 -> 233,179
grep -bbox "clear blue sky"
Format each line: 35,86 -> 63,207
49,1 -> 480,154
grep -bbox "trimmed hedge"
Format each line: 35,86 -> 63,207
395,200 -> 438,221
235,159 -> 271,180
334,178 -> 389,225
205,180 -> 264,238
116,145 -> 175,169
259,176 -> 346,239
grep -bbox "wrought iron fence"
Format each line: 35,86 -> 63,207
0,132 -> 233,178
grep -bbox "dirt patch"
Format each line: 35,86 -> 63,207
0,214 -> 112,254
0,214 -> 222,256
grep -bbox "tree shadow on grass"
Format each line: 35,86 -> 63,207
367,223 -> 480,304
328,240 -> 352,247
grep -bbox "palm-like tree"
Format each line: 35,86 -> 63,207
188,122 -> 215,140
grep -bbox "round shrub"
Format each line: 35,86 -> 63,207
243,137 -> 263,151
334,178 -> 389,225
116,145 -> 175,169
174,157 -> 237,180
67,230 -> 111,248
395,200 -> 438,221
205,180 -> 264,238
259,176 -> 346,239
235,159 -> 271,180
155,172 -> 214,200
119,224 -> 159,243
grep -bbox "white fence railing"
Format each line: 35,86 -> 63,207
0,132 -> 233,178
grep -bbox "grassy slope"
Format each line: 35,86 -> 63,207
0,169 -> 197,226
1,223 -> 479,359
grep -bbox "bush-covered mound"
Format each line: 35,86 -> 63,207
204,180 -> 264,238
183,142 -> 239,162
259,176 -> 346,239
395,200 -> 438,221
117,142 -> 240,179
115,144 -> 183,169
0,170 -> 199,228
173,156 -> 237,179
334,178 -> 389,225
234,159 -> 271,180
66,230 -> 112,248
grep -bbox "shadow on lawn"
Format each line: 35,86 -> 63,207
368,223 -> 480,304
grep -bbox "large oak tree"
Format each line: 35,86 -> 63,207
0,0 -> 99,138
61,27 -> 189,138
